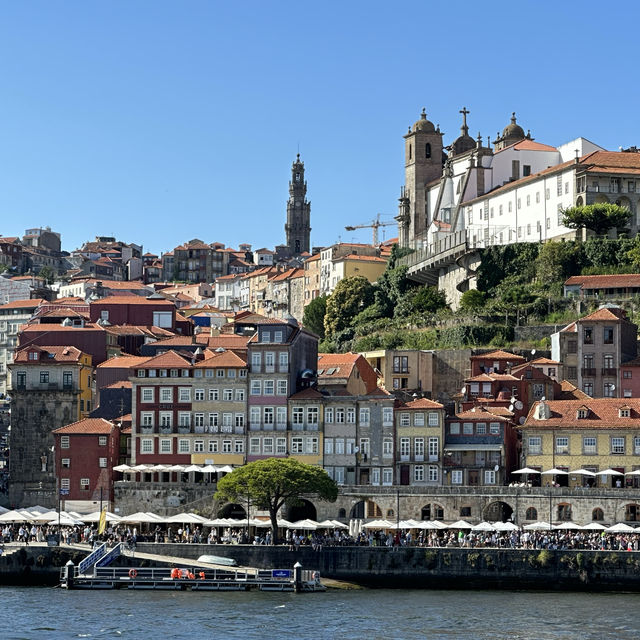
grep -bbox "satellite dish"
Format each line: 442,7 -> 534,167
515,401 -> 524,410
611,384 -> 616,391
540,396 -> 546,402
471,407 -> 476,412
494,465 -> 499,471
519,416 -> 526,425
531,349 -> 536,356
508,404 -> 515,412
510,397 -> 516,404
354,446 -> 360,453
460,386 -> 466,394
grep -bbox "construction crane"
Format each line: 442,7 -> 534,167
345,213 -> 396,245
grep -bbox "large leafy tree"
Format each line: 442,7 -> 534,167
302,295 -> 327,339
562,203 -> 631,236
215,458 -> 338,544
324,276 -> 374,338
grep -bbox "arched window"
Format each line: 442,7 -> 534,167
460,506 -> 471,517
386,509 -> 395,518
421,504 -> 431,520
525,507 -> 538,521
557,503 -> 572,521
426,143 -> 431,158
433,504 -> 444,520
338,508 -> 346,518
625,504 -> 640,522
592,508 -> 604,522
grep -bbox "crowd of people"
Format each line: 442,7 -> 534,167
3,521 -> 640,553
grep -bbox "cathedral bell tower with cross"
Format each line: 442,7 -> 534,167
285,154 -> 311,255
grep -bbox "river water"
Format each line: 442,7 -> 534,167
2,586 -> 639,639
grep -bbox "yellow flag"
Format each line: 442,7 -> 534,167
98,507 -> 107,534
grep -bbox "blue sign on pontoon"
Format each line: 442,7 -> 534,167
272,569 -> 292,578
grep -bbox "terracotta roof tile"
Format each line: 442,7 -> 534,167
136,350 -> 192,369
523,398 -> 640,429
398,397 -> 444,410
195,350 -> 247,368
0,298 -> 46,310
565,274 -> 640,289
470,350 -> 525,361
97,355 -> 150,369
580,306 -> 629,322
14,345 -> 85,362
53,418 -> 116,434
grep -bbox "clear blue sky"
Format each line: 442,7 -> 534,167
1,1 -> 639,255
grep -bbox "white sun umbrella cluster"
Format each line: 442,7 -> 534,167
114,464 -> 234,474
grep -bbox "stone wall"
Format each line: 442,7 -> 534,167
136,543 -> 640,591
114,482 -> 214,516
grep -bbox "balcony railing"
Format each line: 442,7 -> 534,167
581,368 -> 596,377
601,368 -> 617,376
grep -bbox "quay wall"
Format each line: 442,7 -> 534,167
138,543 -> 640,591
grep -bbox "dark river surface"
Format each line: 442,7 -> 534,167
2,586 -> 639,639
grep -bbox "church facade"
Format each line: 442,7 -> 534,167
397,108 -> 640,306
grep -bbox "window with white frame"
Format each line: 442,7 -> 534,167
449,422 -> 460,435
414,465 -> 425,482
413,412 -> 424,426
276,406 -> 287,426
346,408 -> 356,424
250,380 -> 261,396
359,407 -> 370,425
400,413 -> 410,427
451,470 -> 463,484
141,438 -> 153,453
325,408 -> 334,423
555,437 -> 569,454
336,408 -> 345,423
428,437 -> 439,459
414,438 -> 424,459
250,407 -> 261,426
250,438 -> 260,454
463,422 -> 474,435
141,412 -> 154,427
251,352 -> 261,370
292,437 -> 304,454
335,467 -> 345,485
178,387 -> 191,402
293,407 -> 304,425
400,438 -> 410,458
209,388 -> 219,401
428,465 -> 438,482
263,381 -> 274,396
235,413 -> 244,428
141,388 -> 154,403
611,437 -> 625,454
276,379 -> 287,395
383,407 -> 393,426
279,352 -> 288,370
208,413 -> 219,429
635,437 -> 640,455
583,437 -> 597,454
335,439 -> 344,454
222,440 -> 232,453
263,437 -> 274,454
307,407 -> 319,426
194,440 -> 204,453
227,369 -> 236,378
484,470 -> 496,485
235,440 -> 244,453
359,438 -> 370,456
306,437 -> 318,454
382,468 -> 393,486
428,412 -> 439,427
324,438 -> 333,454
160,387 -> 173,402
265,352 -> 275,370
528,436 -> 542,454
489,422 -> 500,435
346,439 -> 356,454
178,412 -> 191,427
276,437 -> 287,454
80,478 -> 90,490
264,407 -> 274,425
371,468 -> 380,486
239,369 -> 247,378
178,439 -> 190,453
208,440 -> 218,453
60,478 -> 70,490
223,388 -> 233,401
476,422 -> 486,435
383,439 -> 393,457
98,457 -> 107,468
194,413 -> 204,427
222,413 -> 233,428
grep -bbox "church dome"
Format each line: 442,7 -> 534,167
502,112 -> 525,140
413,108 -> 436,133
452,133 -> 476,156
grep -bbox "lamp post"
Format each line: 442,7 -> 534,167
396,490 -> 400,528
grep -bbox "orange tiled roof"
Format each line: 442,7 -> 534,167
558,380 -> 591,400
103,380 -> 132,389
580,307 -> 629,322
97,355 -> 150,369
523,398 -> 640,429
92,296 -> 175,306
136,350 -> 192,369
471,349 -> 525,361
565,274 -> 640,288
53,418 -> 116,434
0,298 -> 45,310
452,407 -> 510,421
195,350 -> 247,368
335,254 -> 387,263
398,397 -> 444,410
14,345 -> 85,362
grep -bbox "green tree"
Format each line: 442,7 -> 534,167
215,458 -> 338,544
37,266 -> 55,284
395,285 -> 448,318
324,276 -> 374,338
627,235 -> 640,270
302,295 -> 327,339
562,203 -> 631,236
459,289 -> 486,312
535,241 -> 584,284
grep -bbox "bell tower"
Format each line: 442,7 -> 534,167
398,108 -> 444,247
285,154 -> 311,255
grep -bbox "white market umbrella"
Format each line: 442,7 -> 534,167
582,522 -> 607,530
607,522 -> 635,532
329,520 -> 349,529
287,519 -> 319,530
23,505 -> 49,514
217,465 -> 234,473
570,469 -> 596,477
201,464 -> 219,473
119,511 -> 163,524
165,512 -> 208,524
471,521 -> 496,531
398,519 -> 421,529
166,465 -> 187,472
113,464 -> 132,472
130,464 -> 154,472
523,521 -> 552,530
182,465 -> 205,473
80,511 -> 121,523
417,521 -> 443,530
493,521 -> 519,531
0,509 -> 36,523
203,518 -> 231,527
541,468 -> 569,475
447,520 -> 473,529
625,470 -> 640,476
554,522 -> 583,530
512,468 -> 541,475
0,506 -> 8,515
596,469 -> 624,476
362,519 -> 394,530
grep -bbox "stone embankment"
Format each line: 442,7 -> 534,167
3,542 -> 640,591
